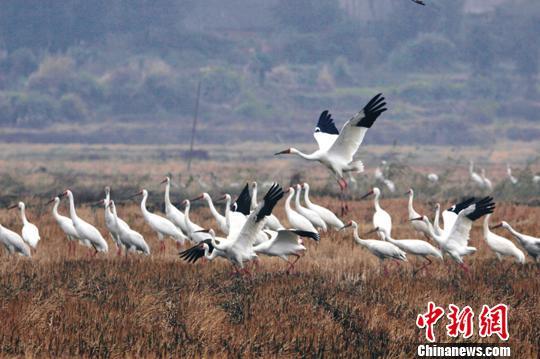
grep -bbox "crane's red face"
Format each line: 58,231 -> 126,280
490,222 -> 503,230
274,148 -> 291,155
160,177 -> 168,184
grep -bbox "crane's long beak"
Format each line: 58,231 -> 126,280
410,217 -> 423,221
194,229 -> 211,233
128,191 -> 143,199
360,190 -> 374,200
339,224 -> 352,231
215,194 -> 227,203
490,223 -> 503,230
363,227 -> 378,236
160,178 -> 168,184
274,149 -> 291,155
190,194 -> 204,202
46,198 -> 56,205
7,204 -> 17,210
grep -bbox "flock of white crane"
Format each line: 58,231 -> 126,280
1,93 -> 539,275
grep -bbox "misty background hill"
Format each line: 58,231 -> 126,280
0,0 -> 538,147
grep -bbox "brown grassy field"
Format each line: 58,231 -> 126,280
0,195 -> 538,358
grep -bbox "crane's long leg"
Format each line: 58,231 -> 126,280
286,254 -> 302,274
413,257 -> 432,277
337,178 -> 349,216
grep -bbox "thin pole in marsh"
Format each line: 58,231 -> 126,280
187,77 -> 202,173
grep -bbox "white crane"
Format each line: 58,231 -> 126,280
469,161 -> 486,189
132,189 -> 186,251
412,197 -> 495,271
480,169 -> 493,191
427,173 -> 439,183
221,193 -> 269,246
101,186 -> 130,256
361,187 -> 391,239
0,224 -> 31,257
293,184 -> 327,231
47,196 -> 80,255
438,197 -> 476,240
283,187 -> 319,237
59,189 -> 108,255
253,229 -> 318,273
433,203 -> 443,237
533,175 -> 540,184
275,94 -> 387,212
340,221 -> 407,273
375,227 -> 443,275
181,199 -> 212,244
180,184 -> 285,274
506,164 -> 518,184
191,192 -> 228,234
9,202 -> 40,250
302,182 -> 343,230
160,176 -> 189,234
405,188 -> 431,240
491,221 -> 540,262
109,200 -> 150,255
250,182 -> 283,230
483,214 -> 524,264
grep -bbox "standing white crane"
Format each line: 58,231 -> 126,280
375,227 -> 443,275
191,192 -> 228,234
469,161 -> 486,189
480,169 -> 493,191
283,187 -> 319,238
293,184 -> 327,231
132,189 -> 186,251
506,164 -> 518,184
340,221 -> 407,273
405,188 -> 431,240
275,93 -> 387,213
491,221 -> 540,262
412,197 -> 495,272
101,186 -> 130,256
9,202 -> 40,250
47,196 -> 80,255
433,203 -> 443,237
181,199 -> 212,244
0,224 -> 31,257
483,214 -> 525,264
302,182 -> 343,230
361,187 -> 392,239
160,176 -> 189,234
59,189 -> 108,255
250,182 -> 283,230
180,184 -> 285,274
109,200 -> 150,255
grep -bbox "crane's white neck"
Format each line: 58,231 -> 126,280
483,215 -> 491,238
205,195 -> 224,223
250,185 -> 258,211
423,219 -> 444,246
67,192 -> 78,220
303,185 -> 313,206
52,200 -> 60,219
140,191 -> 149,216
164,181 -> 171,205
19,204 -> 28,224
285,190 -> 294,211
184,201 -> 195,233
434,206 -> 442,234
373,192 -> 382,211
407,192 -> 417,217
294,187 -> 303,210
291,148 -> 319,161
503,224 -> 525,244
351,224 -> 366,246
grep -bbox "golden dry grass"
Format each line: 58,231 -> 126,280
0,197 -> 538,357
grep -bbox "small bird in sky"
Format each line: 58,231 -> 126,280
411,0 -> 426,5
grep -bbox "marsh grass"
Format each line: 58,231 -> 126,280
0,198 -> 538,357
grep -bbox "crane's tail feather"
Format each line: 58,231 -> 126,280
345,160 -> 364,173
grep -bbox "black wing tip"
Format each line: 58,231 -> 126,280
179,244 -> 206,263
357,93 -> 387,128
233,182 -> 251,216
466,197 -> 496,221
449,197 -> 476,213
256,183 -> 284,222
291,230 -> 320,242
316,110 -> 339,135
